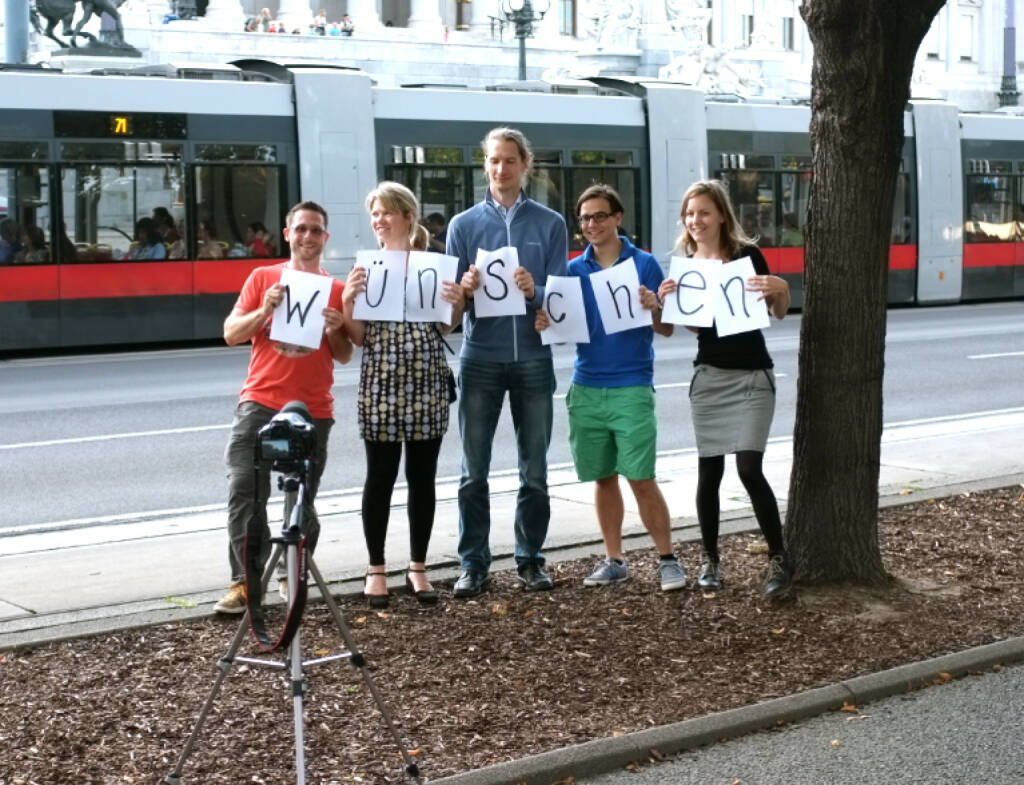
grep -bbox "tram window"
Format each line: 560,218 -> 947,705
60,142 -> 183,162
891,173 -> 912,244
568,168 -> 640,250
727,171 -> 777,246
195,165 -> 283,259
421,147 -> 463,164
571,150 -> 634,166
778,172 -> 809,247
61,164 -> 186,261
529,166 -> 565,219
964,174 -> 1016,243
0,165 -> 52,265
781,155 -> 812,170
0,142 -> 47,161
385,165 -> 467,228
195,144 -> 277,162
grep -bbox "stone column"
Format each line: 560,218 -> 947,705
945,1 -> 955,72
712,0 -> 726,48
407,0 -> 444,32
204,0 -> 247,30
346,0 -> 383,30
275,0 -> 314,31
466,0 -> 497,36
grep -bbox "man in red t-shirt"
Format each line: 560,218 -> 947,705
214,201 -> 353,614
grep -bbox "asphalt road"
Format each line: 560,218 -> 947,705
577,664 -> 1024,785
0,301 -> 1022,530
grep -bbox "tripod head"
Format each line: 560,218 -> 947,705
255,400 -> 317,477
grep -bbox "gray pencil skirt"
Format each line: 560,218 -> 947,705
689,364 -> 776,457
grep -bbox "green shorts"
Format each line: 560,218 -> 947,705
566,383 -> 657,482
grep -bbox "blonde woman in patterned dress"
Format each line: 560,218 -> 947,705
342,182 -> 465,607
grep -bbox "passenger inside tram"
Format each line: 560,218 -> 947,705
0,218 -> 21,263
129,218 -> 167,260
197,219 -> 225,259
13,225 -> 49,264
244,221 -> 275,256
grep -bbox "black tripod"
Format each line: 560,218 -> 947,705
165,470 -> 423,785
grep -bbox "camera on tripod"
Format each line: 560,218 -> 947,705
256,401 -> 316,475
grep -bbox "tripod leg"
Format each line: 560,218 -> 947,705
164,545 -> 285,785
286,540 -> 307,785
307,555 -> 424,785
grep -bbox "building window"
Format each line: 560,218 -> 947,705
959,13 -> 975,61
782,15 -> 794,50
559,0 -> 576,36
741,14 -> 754,46
924,15 -> 940,59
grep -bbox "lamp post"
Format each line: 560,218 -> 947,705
500,0 -> 550,82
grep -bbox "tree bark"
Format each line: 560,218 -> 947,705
786,0 -> 944,584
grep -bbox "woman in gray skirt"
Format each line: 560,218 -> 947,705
658,179 -> 792,598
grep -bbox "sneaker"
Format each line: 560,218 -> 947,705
517,562 -> 554,592
658,557 -> 687,592
583,557 -> 628,586
763,554 -> 793,599
213,582 -> 247,614
697,553 -> 723,591
278,578 -> 288,601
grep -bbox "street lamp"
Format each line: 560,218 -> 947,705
500,0 -> 550,82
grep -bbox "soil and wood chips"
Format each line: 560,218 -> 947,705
1,486 -> 1022,784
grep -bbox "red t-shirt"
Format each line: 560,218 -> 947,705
234,262 -> 345,419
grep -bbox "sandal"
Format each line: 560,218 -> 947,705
405,567 -> 439,605
364,567 -> 390,609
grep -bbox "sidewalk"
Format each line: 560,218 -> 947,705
2,408 -> 1024,651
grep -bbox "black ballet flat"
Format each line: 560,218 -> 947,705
405,568 -> 439,605
364,569 -> 390,609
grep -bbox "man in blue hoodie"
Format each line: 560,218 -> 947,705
446,127 -> 568,597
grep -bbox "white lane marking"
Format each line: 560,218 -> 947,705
5,404 -> 1024,546
553,374 -> 788,400
968,351 -> 1024,360
0,424 -> 230,450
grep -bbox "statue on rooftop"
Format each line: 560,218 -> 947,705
31,0 -> 134,50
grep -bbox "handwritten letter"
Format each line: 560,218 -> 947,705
590,260 -> 652,335
353,250 -> 407,322
661,256 -> 721,328
540,275 -> 589,345
406,251 -> 458,323
472,246 -> 526,319
713,256 -> 770,337
269,268 -> 334,350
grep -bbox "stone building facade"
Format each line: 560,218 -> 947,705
9,0 -> 1021,110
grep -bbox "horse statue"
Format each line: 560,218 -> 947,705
30,0 -> 131,49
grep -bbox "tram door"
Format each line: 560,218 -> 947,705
912,101 -> 963,303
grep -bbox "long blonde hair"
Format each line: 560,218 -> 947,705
673,179 -> 756,258
364,181 -> 430,250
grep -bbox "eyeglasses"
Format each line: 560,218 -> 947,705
578,212 -> 612,225
290,225 -> 326,236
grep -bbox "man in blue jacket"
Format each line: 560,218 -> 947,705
447,127 -> 568,597
536,184 -> 686,593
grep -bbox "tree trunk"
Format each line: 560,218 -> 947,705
785,0 -> 944,584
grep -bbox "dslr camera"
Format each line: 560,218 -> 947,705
256,401 -> 317,475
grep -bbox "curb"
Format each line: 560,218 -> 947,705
430,636 -> 1024,785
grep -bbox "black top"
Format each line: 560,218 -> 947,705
694,244 -> 774,370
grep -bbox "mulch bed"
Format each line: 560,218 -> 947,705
2,486 -> 1023,784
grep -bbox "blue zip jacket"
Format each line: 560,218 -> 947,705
447,192 -> 568,363
570,236 -> 665,388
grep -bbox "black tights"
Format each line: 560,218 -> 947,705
362,438 -> 442,565
696,451 -> 784,559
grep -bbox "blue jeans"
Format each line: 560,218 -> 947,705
457,357 -> 556,573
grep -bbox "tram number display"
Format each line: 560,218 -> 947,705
54,111 -> 188,139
